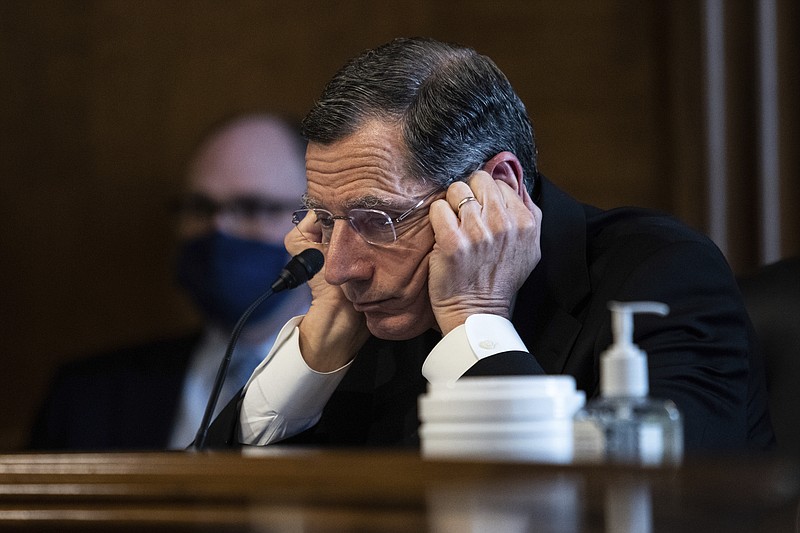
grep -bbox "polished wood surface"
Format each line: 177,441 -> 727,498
0,449 -> 797,532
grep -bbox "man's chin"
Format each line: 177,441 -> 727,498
364,311 -> 434,341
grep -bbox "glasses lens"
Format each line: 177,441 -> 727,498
349,209 -> 396,244
292,209 -> 330,244
292,208 -> 397,245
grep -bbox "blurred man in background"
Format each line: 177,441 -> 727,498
29,114 -> 310,450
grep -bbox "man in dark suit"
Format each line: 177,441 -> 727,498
206,38 -> 774,454
28,114 -> 310,450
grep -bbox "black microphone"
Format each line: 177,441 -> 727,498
270,248 -> 325,292
193,248 -> 324,450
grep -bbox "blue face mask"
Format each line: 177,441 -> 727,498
176,232 -> 291,328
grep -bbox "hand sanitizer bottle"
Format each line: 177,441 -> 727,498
573,301 -> 683,466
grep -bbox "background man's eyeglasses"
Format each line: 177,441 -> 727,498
173,194 -> 298,221
172,194 -> 299,238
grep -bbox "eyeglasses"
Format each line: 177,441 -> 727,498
172,193 -> 299,237
292,185 -> 447,245
173,194 -> 297,221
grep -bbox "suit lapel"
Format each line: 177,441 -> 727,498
512,176 -> 591,374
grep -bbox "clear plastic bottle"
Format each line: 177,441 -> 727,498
573,301 -> 683,466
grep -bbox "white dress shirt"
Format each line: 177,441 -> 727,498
239,313 -> 529,446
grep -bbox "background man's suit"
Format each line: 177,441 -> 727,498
29,334 -> 200,450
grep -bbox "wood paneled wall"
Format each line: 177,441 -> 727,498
1,1 -> 796,449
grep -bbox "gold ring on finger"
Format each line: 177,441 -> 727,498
457,196 -> 478,211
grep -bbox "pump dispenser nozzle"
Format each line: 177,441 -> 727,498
602,301 -> 669,398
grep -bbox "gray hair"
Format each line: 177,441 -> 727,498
301,37 -> 539,199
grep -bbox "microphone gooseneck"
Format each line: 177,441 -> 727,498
193,248 -> 324,450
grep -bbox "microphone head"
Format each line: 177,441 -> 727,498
294,248 -> 325,281
272,248 -> 325,292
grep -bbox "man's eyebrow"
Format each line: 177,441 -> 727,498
302,193 -> 322,209
302,193 -> 393,211
343,195 -> 392,210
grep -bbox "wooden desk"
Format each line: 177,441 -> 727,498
0,449 -> 798,532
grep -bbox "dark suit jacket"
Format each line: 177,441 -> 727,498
28,333 -> 200,451
205,177 -> 775,454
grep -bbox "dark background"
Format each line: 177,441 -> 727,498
1,0 -> 797,449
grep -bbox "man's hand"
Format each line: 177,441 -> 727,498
285,213 -> 370,372
427,171 -> 542,335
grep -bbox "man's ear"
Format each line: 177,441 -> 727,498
482,152 -> 525,196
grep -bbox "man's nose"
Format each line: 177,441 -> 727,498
324,221 -> 371,285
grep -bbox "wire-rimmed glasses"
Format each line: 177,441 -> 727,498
292,185 -> 447,245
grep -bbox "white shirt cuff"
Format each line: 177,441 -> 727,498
421,314 -> 529,382
238,315 -> 353,445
